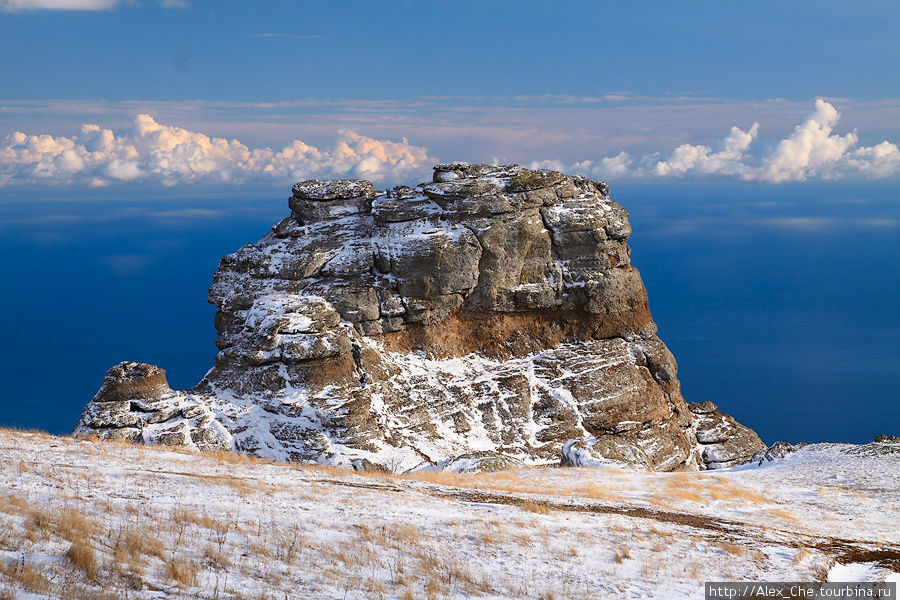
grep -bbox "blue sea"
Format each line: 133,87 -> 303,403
1,181 -> 897,444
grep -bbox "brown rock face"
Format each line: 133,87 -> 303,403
75,163 -> 764,471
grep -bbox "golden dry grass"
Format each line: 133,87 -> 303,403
0,557 -> 52,596
203,543 -> 231,569
641,471 -> 774,510
66,539 -> 98,579
165,556 -> 199,588
521,500 -> 553,514
614,545 -> 632,563
794,546 -> 815,564
112,525 -> 166,566
717,541 -> 747,556
188,472 -> 256,495
0,492 -> 30,516
381,466 -> 631,508
765,507 -> 798,521
23,504 -> 98,545
0,426 -> 852,600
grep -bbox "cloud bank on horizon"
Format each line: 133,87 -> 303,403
2,100 -> 899,187
532,100 -> 900,184
0,115 -> 436,187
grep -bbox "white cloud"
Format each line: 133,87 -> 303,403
597,152 -> 634,178
529,153 -> 634,181
0,115 -> 436,187
843,141 -> 900,178
541,100 -> 900,183
4,100 -> 899,187
652,123 -> 759,177
755,99 -> 856,183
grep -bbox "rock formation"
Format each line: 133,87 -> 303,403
75,163 -> 764,471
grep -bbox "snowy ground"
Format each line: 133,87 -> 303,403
0,429 -> 897,600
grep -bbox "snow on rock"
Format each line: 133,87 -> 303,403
74,362 -> 232,452
561,435 -> 652,469
74,163 -> 763,471
689,400 -> 766,469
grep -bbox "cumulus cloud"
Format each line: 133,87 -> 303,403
534,100 -> 900,183
652,123 -> 759,177
0,114 -> 436,186
755,100 -> 856,183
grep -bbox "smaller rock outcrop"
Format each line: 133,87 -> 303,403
76,362 -> 231,451
689,401 -> 765,469
750,441 -> 798,465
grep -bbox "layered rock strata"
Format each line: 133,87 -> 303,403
75,163 -> 764,471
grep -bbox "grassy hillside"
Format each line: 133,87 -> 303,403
0,429 -> 897,599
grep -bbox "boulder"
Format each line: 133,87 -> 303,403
690,401 -> 766,469
751,441 -> 798,465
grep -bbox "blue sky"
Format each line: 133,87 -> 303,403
3,1 -> 899,101
2,1 -> 900,186
1,2 -> 899,442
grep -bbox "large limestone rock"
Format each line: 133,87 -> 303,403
75,163 -> 764,471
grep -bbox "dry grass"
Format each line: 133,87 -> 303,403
794,546 -> 815,564
0,557 -> 52,596
171,505 -> 231,535
165,556 -> 199,588
521,500 -> 553,514
0,492 -> 31,516
189,472 -> 256,495
23,504 -> 98,545
203,544 -> 231,569
54,506 -> 98,540
614,545 -> 632,563
348,520 -> 427,555
385,467 -> 629,507
717,541 -> 747,556
642,472 -> 773,510
0,426 -> 59,438
765,507 -> 798,521
66,539 -> 98,579
384,522 -> 423,546
203,448 -> 270,465
0,427 -> 872,600
112,525 -> 166,566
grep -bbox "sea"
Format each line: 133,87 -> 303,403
1,180 -> 897,444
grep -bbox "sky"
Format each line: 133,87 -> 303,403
2,1 -> 900,187
1,1 -> 898,442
